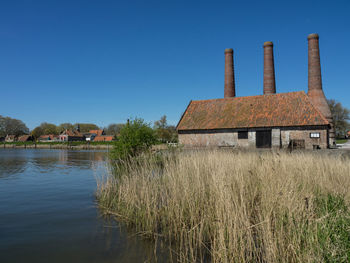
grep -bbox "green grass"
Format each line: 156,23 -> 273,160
336,139 -> 348,144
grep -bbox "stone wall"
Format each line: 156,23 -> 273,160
178,131 -> 253,148
178,126 -> 329,149
282,129 -> 328,149
178,132 -> 237,147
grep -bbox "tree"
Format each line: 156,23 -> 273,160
74,123 -> 99,133
104,123 -> 125,136
40,122 -> 59,135
57,123 -> 74,133
0,115 -> 4,136
31,126 -> 44,139
31,122 -> 59,138
154,115 -> 178,143
111,118 -> 157,160
328,99 -> 350,138
0,115 -> 29,136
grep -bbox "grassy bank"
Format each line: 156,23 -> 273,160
336,139 -> 348,144
97,150 -> 350,262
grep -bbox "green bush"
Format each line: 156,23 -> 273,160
110,118 -> 157,160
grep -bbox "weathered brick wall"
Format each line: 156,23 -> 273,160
271,129 -> 280,148
281,129 -> 328,149
179,132 -> 255,148
179,132 -> 236,147
179,131 -> 254,148
179,128 -> 328,149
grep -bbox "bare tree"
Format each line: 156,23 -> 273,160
154,115 -> 178,143
105,123 -> 125,136
0,115 -> 29,136
328,99 -> 350,138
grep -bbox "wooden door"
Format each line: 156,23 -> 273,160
256,130 -> 271,148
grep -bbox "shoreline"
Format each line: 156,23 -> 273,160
1,143 -> 111,150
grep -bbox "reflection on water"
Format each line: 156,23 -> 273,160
0,149 -> 167,263
0,150 -> 105,178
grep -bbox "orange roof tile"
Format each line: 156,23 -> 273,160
89,130 -> 104,136
61,130 -> 84,137
177,91 -> 329,130
18,135 -> 32,142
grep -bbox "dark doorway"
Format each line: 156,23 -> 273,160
256,130 -> 272,148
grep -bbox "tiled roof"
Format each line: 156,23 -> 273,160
93,135 -> 114,142
18,135 -> 32,142
177,91 -> 329,130
61,130 -> 84,137
39,134 -> 57,140
89,130 -> 104,136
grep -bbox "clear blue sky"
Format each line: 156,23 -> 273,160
1,0 -> 349,130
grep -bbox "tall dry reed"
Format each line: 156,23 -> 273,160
97,150 -> 350,262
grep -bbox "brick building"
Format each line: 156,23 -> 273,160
176,34 -> 334,149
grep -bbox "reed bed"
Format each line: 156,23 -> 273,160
97,150 -> 350,262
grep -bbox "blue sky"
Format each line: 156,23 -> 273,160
0,0 -> 349,129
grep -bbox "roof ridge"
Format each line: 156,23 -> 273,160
191,91 -> 306,103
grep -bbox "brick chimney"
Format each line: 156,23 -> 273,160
263,41 -> 276,95
307,33 -> 335,145
224,48 -> 235,98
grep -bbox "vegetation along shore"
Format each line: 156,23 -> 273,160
97,149 -> 350,263
1,141 -> 113,150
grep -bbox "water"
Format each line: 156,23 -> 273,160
0,149 -> 166,263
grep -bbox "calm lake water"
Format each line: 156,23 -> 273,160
0,149 -> 167,263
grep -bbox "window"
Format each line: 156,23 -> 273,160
238,131 -> 248,139
310,132 -> 320,138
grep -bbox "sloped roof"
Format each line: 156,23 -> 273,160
60,129 -> 84,137
39,134 -> 58,140
89,130 -> 104,136
18,135 -> 32,142
177,91 -> 329,131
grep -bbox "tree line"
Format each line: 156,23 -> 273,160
0,115 -> 178,142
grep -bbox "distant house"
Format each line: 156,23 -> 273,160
38,134 -> 59,142
18,135 -> 33,142
83,133 -> 97,142
5,135 -> 17,142
347,131 -> 350,139
93,135 -> 114,142
59,129 -> 85,142
85,129 -> 108,141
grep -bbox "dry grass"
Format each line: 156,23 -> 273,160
97,150 -> 350,262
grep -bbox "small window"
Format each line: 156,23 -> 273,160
310,132 -> 320,138
238,131 -> 248,139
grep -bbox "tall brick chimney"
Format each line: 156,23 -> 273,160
224,48 -> 235,98
307,33 -> 335,145
263,41 -> 276,95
